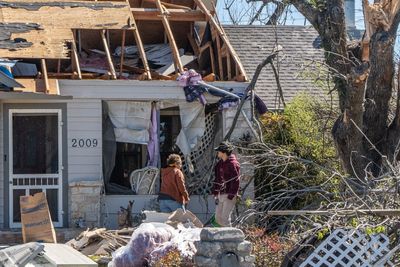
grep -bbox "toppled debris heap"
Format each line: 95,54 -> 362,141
66,228 -> 134,260
67,209 -> 255,267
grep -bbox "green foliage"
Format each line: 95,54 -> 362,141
253,93 -> 341,231
283,94 -> 337,165
316,228 -> 330,240
308,0 -> 327,11
260,93 -> 339,168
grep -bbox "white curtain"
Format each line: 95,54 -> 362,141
176,102 -> 205,155
107,101 -> 151,144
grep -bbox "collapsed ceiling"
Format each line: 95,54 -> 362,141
0,0 -> 247,92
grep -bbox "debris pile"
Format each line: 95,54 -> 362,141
66,227 -> 135,262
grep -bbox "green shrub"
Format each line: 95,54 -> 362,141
252,93 -> 341,231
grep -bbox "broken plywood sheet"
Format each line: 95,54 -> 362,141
0,0 -> 131,58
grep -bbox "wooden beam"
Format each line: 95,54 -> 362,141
227,54 -> 232,80
143,0 -> 192,10
155,0 -> 183,73
57,59 -> 61,74
127,0 -> 152,80
100,30 -> 117,80
41,59 -> 49,93
187,33 -> 200,56
71,32 -> 82,80
199,42 -> 216,74
120,30 -> 126,78
194,0 -> 248,80
215,35 -> 223,80
267,209 -> 400,217
131,8 -> 206,21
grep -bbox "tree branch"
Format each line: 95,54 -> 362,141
267,1 -> 287,25
289,0 -> 319,26
225,49 -> 282,141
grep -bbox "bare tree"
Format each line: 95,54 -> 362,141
219,0 -> 289,25
223,1 -> 400,178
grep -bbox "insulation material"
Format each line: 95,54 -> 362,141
107,101 -> 151,144
109,223 -> 176,267
149,227 -> 201,266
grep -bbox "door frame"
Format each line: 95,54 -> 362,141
3,103 -> 68,228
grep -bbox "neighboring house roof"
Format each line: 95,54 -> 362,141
224,25 -> 328,109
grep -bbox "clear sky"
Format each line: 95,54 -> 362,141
216,0 -> 364,28
216,0 -> 400,54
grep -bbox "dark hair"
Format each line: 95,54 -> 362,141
167,154 -> 182,166
215,141 -> 234,155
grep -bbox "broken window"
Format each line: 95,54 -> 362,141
109,143 -> 147,190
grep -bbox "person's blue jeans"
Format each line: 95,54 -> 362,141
159,199 -> 182,212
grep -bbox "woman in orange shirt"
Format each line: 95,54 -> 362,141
158,154 -> 190,212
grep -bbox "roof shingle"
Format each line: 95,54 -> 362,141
224,25 -> 328,109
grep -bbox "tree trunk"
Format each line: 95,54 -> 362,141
290,0 -> 400,177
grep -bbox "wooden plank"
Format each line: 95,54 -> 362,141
15,78 -> 58,94
267,209 -> 400,217
131,8 -> 206,21
57,59 -> 61,74
40,59 -> 49,93
194,0 -> 247,80
215,35 -> 223,80
120,30 -> 126,78
227,54 -> 232,80
71,32 -> 82,80
143,0 -> 192,10
155,0 -> 183,73
0,1 -> 132,59
199,42 -> 215,74
100,30 -> 117,80
187,33 -> 200,56
127,0 -> 152,80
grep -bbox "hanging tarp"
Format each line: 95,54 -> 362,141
176,101 -> 205,155
107,101 -> 151,144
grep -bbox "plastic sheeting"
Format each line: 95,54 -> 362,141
149,227 -> 201,266
107,101 -> 151,144
147,103 -> 160,167
176,102 -> 205,155
109,223 -> 176,267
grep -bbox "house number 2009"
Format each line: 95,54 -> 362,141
71,138 -> 98,148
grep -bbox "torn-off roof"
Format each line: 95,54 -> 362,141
0,0 -> 131,59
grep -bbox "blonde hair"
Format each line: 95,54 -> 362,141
167,154 -> 182,166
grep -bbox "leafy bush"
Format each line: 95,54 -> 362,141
250,93 -> 341,231
243,227 -> 295,267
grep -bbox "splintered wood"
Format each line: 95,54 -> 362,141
67,228 -> 134,257
0,0 -> 132,58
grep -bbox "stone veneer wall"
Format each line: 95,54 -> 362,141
69,180 -> 103,228
194,228 -> 255,267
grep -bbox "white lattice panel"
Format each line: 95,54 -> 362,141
181,113 -> 221,194
300,228 -> 394,267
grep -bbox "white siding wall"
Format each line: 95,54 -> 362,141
67,99 -> 102,182
223,101 -> 253,141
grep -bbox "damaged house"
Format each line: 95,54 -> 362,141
0,0 -> 256,229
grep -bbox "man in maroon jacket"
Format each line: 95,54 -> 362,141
212,141 -> 240,226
